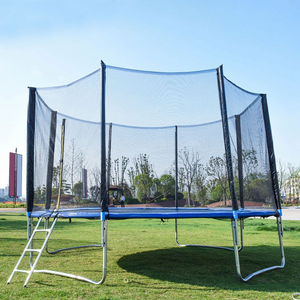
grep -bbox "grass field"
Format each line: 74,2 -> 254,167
0,213 -> 300,299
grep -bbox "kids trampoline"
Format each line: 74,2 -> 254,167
8,62 -> 284,287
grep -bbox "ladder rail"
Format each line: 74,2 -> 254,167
7,217 -> 44,284
23,217 -> 58,287
7,217 -> 58,286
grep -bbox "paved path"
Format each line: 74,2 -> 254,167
280,207 -> 300,221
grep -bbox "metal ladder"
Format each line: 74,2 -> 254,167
7,216 -> 58,287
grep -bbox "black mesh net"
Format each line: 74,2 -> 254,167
28,64 -> 278,213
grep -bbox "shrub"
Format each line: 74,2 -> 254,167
165,194 -> 174,200
177,192 -> 184,200
125,198 -> 140,204
153,191 -> 163,202
0,203 -> 26,208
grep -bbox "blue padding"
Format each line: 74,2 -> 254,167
30,207 -> 279,220
278,209 -> 282,216
232,210 -> 238,219
27,212 -> 31,217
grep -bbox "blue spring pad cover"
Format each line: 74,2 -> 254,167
30,207 -> 279,219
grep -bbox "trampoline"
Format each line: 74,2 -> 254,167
7,62 -> 285,287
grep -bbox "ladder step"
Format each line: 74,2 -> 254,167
7,216 -> 59,286
15,269 -> 30,274
25,249 -> 42,253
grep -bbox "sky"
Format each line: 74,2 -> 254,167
0,0 -> 299,195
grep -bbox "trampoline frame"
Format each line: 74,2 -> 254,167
7,62 -> 285,286
7,208 -> 284,286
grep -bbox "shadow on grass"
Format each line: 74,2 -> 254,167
117,246 -> 298,293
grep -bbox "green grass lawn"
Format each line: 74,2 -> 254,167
0,213 -> 300,299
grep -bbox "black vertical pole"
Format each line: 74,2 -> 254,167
217,66 -> 238,211
235,115 -> 244,209
100,61 -> 108,212
175,126 -> 178,208
27,87 -> 36,214
45,111 -> 57,210
261,94 -> 281,210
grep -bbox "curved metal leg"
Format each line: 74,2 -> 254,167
175,218 -> 243,252
232,216 -> 285,282
37,219 -> 107,285
8,218 -> 107,286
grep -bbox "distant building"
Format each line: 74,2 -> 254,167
284,172 -> 300,201
0,188 -> 4,197
5,186 -> 9,196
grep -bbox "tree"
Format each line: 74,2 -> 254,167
242,149 -> 258,200
120,156 -> 129,187
210,184 -> 223,202
159,174 -> 175,197
34,185 -> 46,204
72,181 -> 83,202
127,167 -> 137,198
90,185 -> 101,203
65,138 -> 85,190
152,178 -> 161,193
248,178 -> 272,202
52,164 -> 71,197
88,166 -> 101,203
134,173 -> 153,202
277,159 -> 287,201
194,164 -> 207,206
134,153 -> 154,176
111,158 -> 120,186
206,155 -> 228,205
52,166 -> 60,188
179,148 -> 201,206
128,153 -> 155,199
178,167 -> 185,192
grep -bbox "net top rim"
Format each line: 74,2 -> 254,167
105,64 -> 217,76
30,65 -> 218,91
30,64 -> 262,97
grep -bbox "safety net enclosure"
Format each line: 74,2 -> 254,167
27,63 -> 281,215
7,62 -> 284,287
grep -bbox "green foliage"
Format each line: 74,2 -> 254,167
90,185 -> 101,203
165,194 -> 174,200
152,178 -> 161,193
153,191 -> 163,202
0,203 -> 26,208
159,174 -> 175,197
248,178 -> 272,202
79,199 -> 96,205
72,181 -> 83,202
210,184 -> 223,202
206,155 -> 228,204
196,189 -> 207,206
134,173 -> 153,202
34,185 -> 46,204
124,197 -> 140,204
179,147 -> 201,206
177,192 -> 184,200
